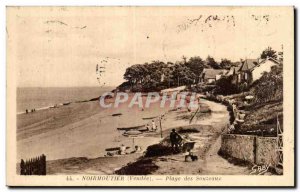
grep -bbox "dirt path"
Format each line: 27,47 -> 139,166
151,99 -> 251,175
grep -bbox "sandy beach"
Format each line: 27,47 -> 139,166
17,93 -> 207,160
43,98 -> 252,175
17,92 -> 214,174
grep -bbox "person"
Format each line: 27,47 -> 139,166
170,129 -> 182,153
119,144 -> 126,155
145,124 -> 150,131
151,120 -> 156,131
132,145 -> 142,153
185,149 -> 198,162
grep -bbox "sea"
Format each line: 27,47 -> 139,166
17,86 -> 114,114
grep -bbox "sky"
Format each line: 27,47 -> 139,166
7,7 -> 289,87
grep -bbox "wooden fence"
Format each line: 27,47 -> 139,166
20,154 -> 46,175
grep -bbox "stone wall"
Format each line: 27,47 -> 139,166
220,134 -> 256,163
256,137 -> 278,167
220,134 -> 278,167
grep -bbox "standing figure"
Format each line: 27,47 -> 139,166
119,144 -> 126,155
170,129 -> 182,153
151,120 -> 156,131
145,124 -> 150,131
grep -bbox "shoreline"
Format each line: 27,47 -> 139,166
17,86 -> 114,115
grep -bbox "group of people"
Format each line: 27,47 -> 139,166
25,108 -> 36,114
118,144 -> 142,155
145,120 -> 158,132
106,144 -> 142,157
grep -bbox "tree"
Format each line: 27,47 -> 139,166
182,55 -> 187,64
172,62 -> 194,86
123,64 -> 147,86
161,65 -> 173,88
260,47 -> 277,60
252,64 -> 283,103
215,76 -> 239,95
220,58 -> 233,70
206,56 -> 220,69
186,56 -> 205,84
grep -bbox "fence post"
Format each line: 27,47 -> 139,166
160,116 -> 163,138
253,136 -> 257,164
20,159 -> 25,175
41,154 -> 46,175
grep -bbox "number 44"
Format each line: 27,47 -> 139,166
66,176 -> 73,181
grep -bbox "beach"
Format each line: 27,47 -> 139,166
17,90 -> 207,158
16,88 -> 215,174
43,98 -> 252,175
16,88 -> 255,175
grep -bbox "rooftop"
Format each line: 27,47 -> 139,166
202,69 -> 228,79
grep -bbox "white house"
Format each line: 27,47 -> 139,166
251,57 -> 279,81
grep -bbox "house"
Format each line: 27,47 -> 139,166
226,62 -> 243,85
200,69 -> 228,84
251,57 -> 279,81
227,59 -> 258,86
238,59 -> 259,84
228,58 -> 279,86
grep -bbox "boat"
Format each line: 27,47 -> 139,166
122,130 -> 142,136
50,104 -> 59,109
105,147 -> 120,151
137,127 -> 149,132
142,116 -> 157,120
105,146 -> 130,151
117,125 -> 144,131
112,113 -> 122,117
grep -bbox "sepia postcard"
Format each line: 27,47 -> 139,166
6,6 -> 294,187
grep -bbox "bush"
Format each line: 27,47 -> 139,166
214,76 -> 240,95
144,144 -> 174,157
251,65 -> 283,103
115,158 -> 159,175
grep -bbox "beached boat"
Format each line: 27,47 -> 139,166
112,113 -> 122,117
117,125 -> 144,131
137,127 -> 149,132
50,104 -> 59,109
105,146 -> 130,151
63,102 -> 71,106
142,116 -> 157,120
122,130 -> 142,136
